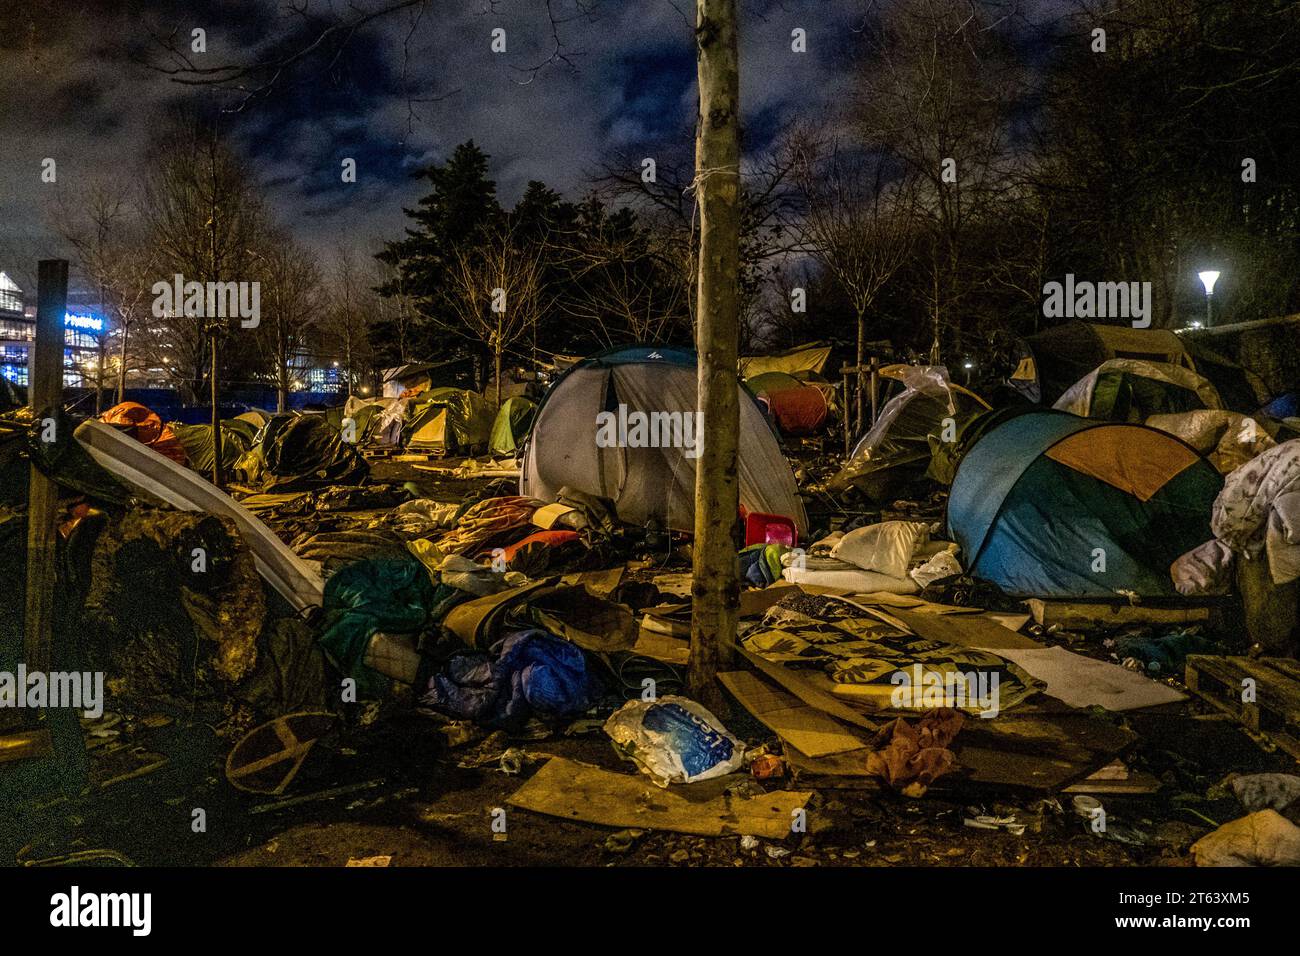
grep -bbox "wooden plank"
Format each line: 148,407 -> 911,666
1027,598 -> 1212,630
0,729 -> 54,765
733,644 -> 879,732
507,757 -> 810,839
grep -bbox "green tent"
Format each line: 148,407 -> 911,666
405,387 -> 494,456
744,371 -> 805,396
489,396 -> 536,456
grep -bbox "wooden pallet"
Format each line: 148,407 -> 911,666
1185,654 -> 1300,761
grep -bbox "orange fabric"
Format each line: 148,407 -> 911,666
100,401 -> 188,465
1044,426 -> 1197,501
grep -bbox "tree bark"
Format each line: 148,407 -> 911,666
116,321 -> 128,404
688,0 -> 741,704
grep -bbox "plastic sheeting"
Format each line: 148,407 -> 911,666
1054,359 -> 1222,421
829,366 -> 988,502
1146,410 -> 1275,475
172,419 -> 260,475
235,414 -> 369,491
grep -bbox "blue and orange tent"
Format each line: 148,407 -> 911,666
947,410 -> 1223,598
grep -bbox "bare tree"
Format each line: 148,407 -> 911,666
443,222 -> 548,406
553,220 -> 688,347
50,180 -> 159,407
323,246 -> 376,400
854,0 -> 1026,361
254,234 -> 322,412
137,119 -> 264,406
791,133 -> 919,426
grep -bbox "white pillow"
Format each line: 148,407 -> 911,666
831,520 -> 929,578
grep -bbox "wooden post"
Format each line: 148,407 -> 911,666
689,0 -> 741,704
24,260 -> 67,676
842,366 -> 852,456
210,326 -> 223,488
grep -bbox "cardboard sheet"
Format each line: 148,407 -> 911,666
995,646 -> 1185,711
719,671 -> 871,757
508,757 -> 811,838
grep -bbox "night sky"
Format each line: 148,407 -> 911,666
0,0 -> 898,269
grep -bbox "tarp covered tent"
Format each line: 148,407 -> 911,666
828,366 -> 989,502
490,396 -> 536,456
99,401 -> 188,465
405,387 -> 493,456
948,409 -> 1222,597
1054,358 -> 1222,421
745,371 -> 804,395
521,346 -> 807,536
739,341 -> 832,379
172,418 -> 260,475
1026,322 -> 1195,405
233,414 -> 369,491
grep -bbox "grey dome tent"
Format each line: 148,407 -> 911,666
520,346 -> 807,537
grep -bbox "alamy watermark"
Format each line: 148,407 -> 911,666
1042,273 -> 1152,328
890,664 -> 1001,718
595,404 -> 704,459
152,273 -> 260,328
0,666 -> 104,718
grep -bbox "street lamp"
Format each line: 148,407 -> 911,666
1198,270 -> 1220,327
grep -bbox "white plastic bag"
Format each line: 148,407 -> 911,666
604,696 -> 744,787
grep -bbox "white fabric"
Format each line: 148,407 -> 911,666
1213,438 -> 1300,583
781,564 -> 918,594
1146,410 -> 1274,475
1172,539 -> 1236,596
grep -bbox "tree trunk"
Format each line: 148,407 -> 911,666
116,321 -> 128,404
854,304 -> 866,434
688,0 -> 741,705
494,345 -> 503,408
210,331 -> 223,488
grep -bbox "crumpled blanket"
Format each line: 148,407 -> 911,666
1171,538 -> 1236,595
865,708 -> 965,797
432,496 -> 544,556
1212,438 -> 1300,584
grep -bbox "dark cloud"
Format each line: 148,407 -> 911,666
0,0 -> 892,269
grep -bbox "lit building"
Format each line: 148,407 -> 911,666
0,271 -> 106,388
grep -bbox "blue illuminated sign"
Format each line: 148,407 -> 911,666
64,312 -> 104,332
